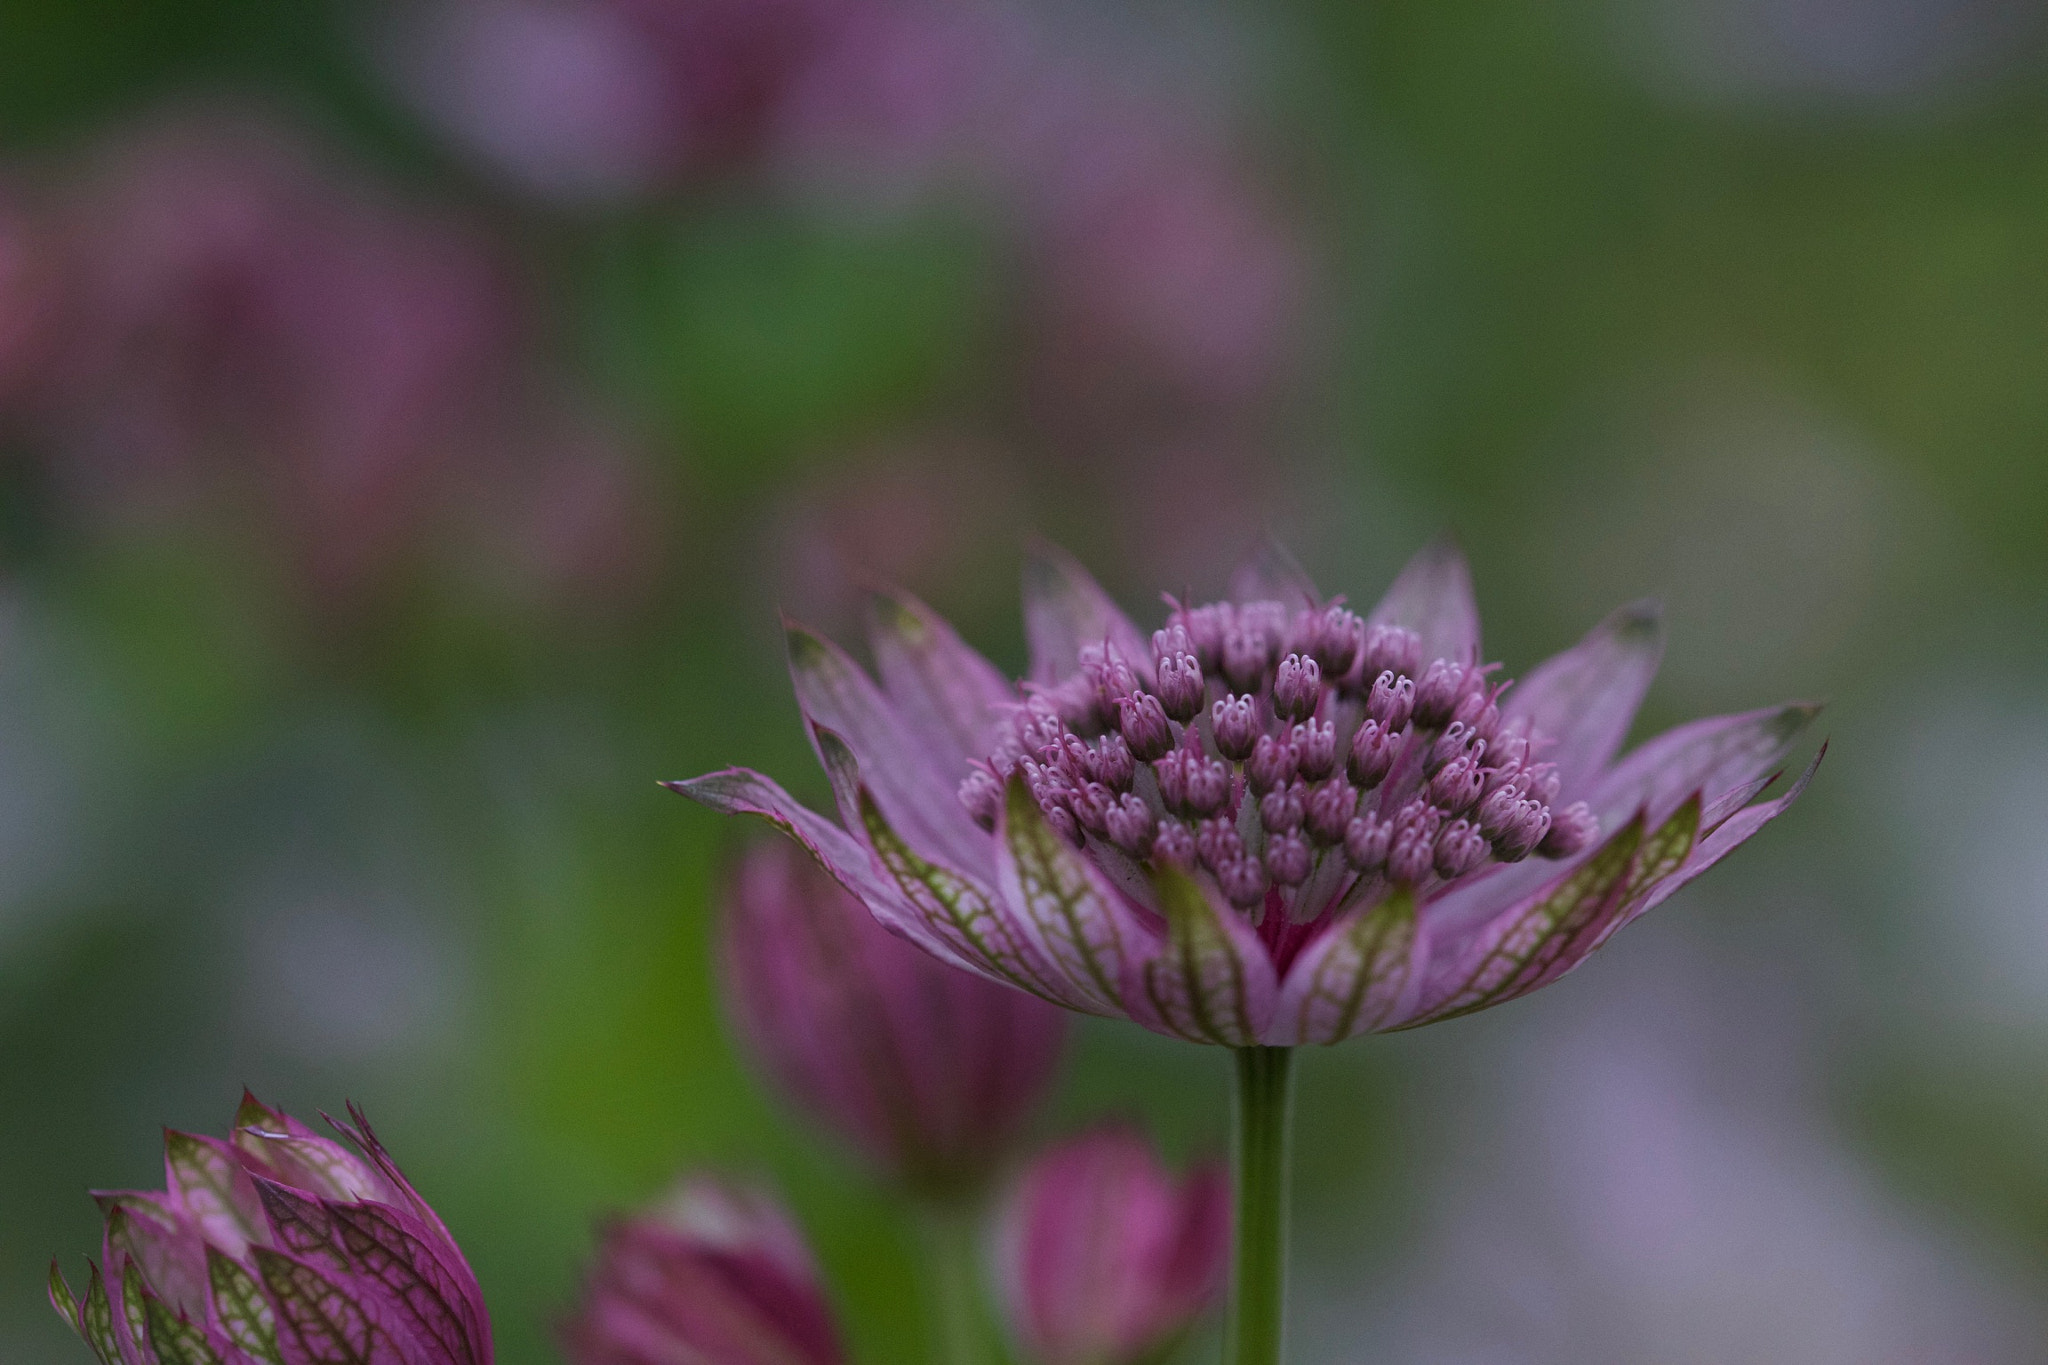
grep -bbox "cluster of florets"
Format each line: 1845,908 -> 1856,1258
958,598 -> 1597,918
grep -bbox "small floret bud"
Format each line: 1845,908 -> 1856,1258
1427,753 -> 1486,816
1045,674 -> 1106,733
1387,827 -> 1437,885
960,768 -> 1003,831
1237,600 -> 1290,643
1310,607 -> 1366,678
1366,671 -> 1415,731
1222,627 -> 1271,692
1195,816 -> 1245,871
1211,694 -> 1261,761
1347,720 -> 1399,789
1151,820 -> 1196,868
1246,734 -> 1297,795
1425,722 -> 1483,776
1273,654 -> 1322,721
1522,761 -> 1562,807
1490,798 -> 1551,862
1014,696 -> 1066,755
1434,819 -> 1490,879
1082,644 -> 1141,712
1181,603 -> 1232,669
1044,803 -> 1083,848
1259,778 -> 1307,834
1093,733 -> 1136,791
1070,782 -> 1115,837
1451,689 -> 1500,746
1157,653 -> 1206,722
1184,754 -> 1231,818
1118,693 -> 1175,761
1152,623 -> 1195,661
1477,787 -> 1526,840
1218,855 -> 1269,909
1305,778 -> 1356,845
1540,802 -> 1599,858
1362,624 -> 1422,681
1152,751 -> 1189,813
1104,793 -> 1158,857
1291,720 -> 1338,782
1412,659 -> 1466,728
1265,831 -> 1313,887
1344,811 -> 1391,872
1054,733 -> 1096,784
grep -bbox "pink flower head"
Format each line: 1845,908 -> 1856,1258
561,1177 -> 843,1365
668,539 -> 1822,1045
721,836 -> 1066,1196
993,1127 -> 1228,1365
48,1092 -> 491,1365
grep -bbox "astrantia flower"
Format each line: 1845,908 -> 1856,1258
49,1093 -> 490,1365
721,836 -> 1066,1196
668,539 -> 1820,1046
561,1177 -> 843,1365
992,1128 -> 1229,1365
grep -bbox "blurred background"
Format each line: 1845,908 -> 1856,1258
2,0 -> 2046,1361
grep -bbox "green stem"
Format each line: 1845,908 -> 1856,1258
919,1200 -> 994,1365
1227,1046 -> 1295,1365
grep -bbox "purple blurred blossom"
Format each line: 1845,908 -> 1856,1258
721,836 -> 1067,1195
670,538 -> 1822,1046
48,1092 -> 491,1365
992,1126 -> 1229,1365
561,1177 -> 844,1365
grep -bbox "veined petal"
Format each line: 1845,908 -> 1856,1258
206,1249 -> 282,1365
143,1289 -> 230,1365
1366,536 -> 1480,667
1395,814 -> 1647,1029
1594,702 -> 1819,823
81,1261 -> 124,1365
1505,600 -> 1663,796
323,1201 -> 480,1365
1270,889 -> 1420,1045
249,1247 -> 390,1365
865,590 -> 1016,774
1122,868 -> 1278,1046
1226,538 -> 1320,609
165,1132 -> 266,1260
995,776 -> 1162,1016
1023,539 -> 1151,685
787,622 -> 991,877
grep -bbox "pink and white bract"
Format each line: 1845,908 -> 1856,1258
722,837 -> 1067,1196
669,539 -> 1821,1046
561,1177 -> 844,1365
49,1093 -> 491,1365
993,1128 -> 1228,1365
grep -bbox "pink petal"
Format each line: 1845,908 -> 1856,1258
1270,890 -> 1423,1044
1366,536 -> 1480,667
1505,600 -> 1663,796
1119,867 -> 1277,1046
1594,702 -> 1820,824
864,589 -> 1017,776
1022,538 -> 1152,685
995,776 -> 1165,1017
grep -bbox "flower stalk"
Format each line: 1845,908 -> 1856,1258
1228,1046 -> 1294,1365
920,1199 -> 995,1365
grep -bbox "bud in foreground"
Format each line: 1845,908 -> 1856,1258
49,1093 -> 490,1365
992,1128 -> 1229,1365
721,838 -> 1067,1197
562,1178 -> 842,1365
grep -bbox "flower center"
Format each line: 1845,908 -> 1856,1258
958,597 -> 1595,922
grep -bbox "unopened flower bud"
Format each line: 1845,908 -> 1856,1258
1273,654 -> 1322,721
1104,793 -> 1158,857
1195,816 -> 1244,871
1222,627 -> 1270,692
1427,753 -> 1486,816
1522,761 -> 1562,807
1265,831 -> 1313,887
1540,801 -> 1599,857
1118,693 -> 1174,761
1152,623 -> 1194,661
1014,696 -> 1066,754
1151,820 -> 1196,868
1218,855 -> 1269,909
1055,733 -> 1096,784
1093,733 -> 1136,791
960,768 -> 1003,831
1366,671 -> 1414,731
1291,719 -> 1338,782
1305,778 -> 1356,845
1310,606 -> 1366,678
1451,689 -> 1500,746
1083,644 -> 1141,714
1070,782 -> 1115,836
1045,804 -> 1084,848
1434,819 -> 1490,879
1211,694 -> 1260,761
1344,811 -> 1391,872
1362,624 -> 1422,681
1259,778 -> 1307,834
1412,659 -> 1465,728
1157,653 -> 1206,722
1489,798 -> 1550,862
1181,603 -> 1232,669
1425,722 -> 1483,776
1184,754 -> 1230,818
1246,734 -> 1297,795
1347,720 -> 1399,789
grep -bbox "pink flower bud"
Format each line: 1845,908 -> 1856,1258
1309,606 -> 1365,678
1182,752 -> 1230,818
1427,753 -> 1486,816
1216,855 -> 1269,909
1343,811 -> 1391,872
1433,818 -> 1490,879
959,768 -> 1003,831
1093,733 -> 1136,791
1151,820 -> 1196,868
722,841 -> 1065,1194
1366,670 -> 1414,731
1194,815 -> 1244,872
1156,653 -> 1206,722
1290,719 -> 1337,782
1211,694 -> 1260,761
1258,778 -> 1307,834
993,1129 -> 1228,1365
1118,693 -> 1174,761
1361,623 -> 1421,681
1246,733 -> 1297,795
1272,653 -> 1321,721
1104,792 -> 1158,857
564,1178 -> 844,1365
1347,719 -> 1399,789
1304,778 -> 1356,845
1264,830 -> 1312,886
1411,658 -> 1465,728
1221,626 -> 1270,692
1540,801 -> 1600,858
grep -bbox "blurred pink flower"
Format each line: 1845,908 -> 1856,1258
562,1177 -> 844,1365
49,1092 -> 492,1365
671,538 -> 1821,1045
722,835 -> 1067,1196
993,1126 -> 1229,1365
